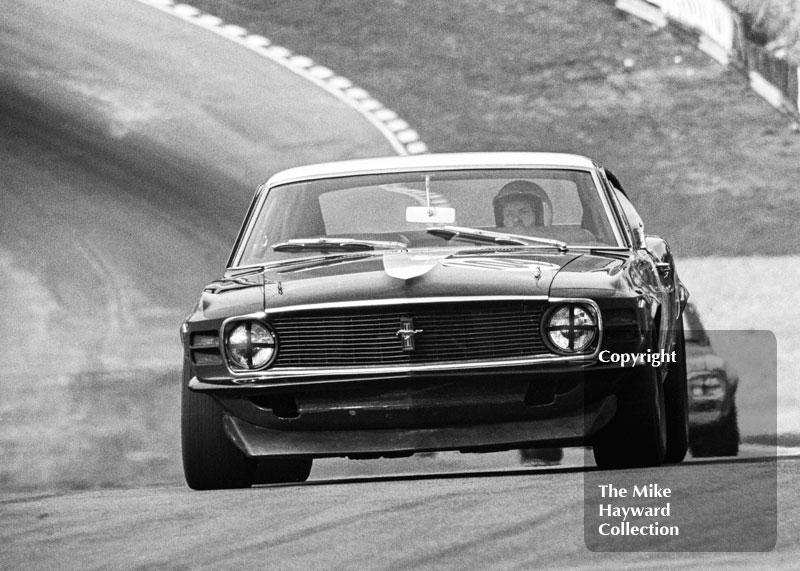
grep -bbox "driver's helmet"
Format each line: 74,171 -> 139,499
492,180 -> 553,226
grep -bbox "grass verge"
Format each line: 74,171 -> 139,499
0,370 -> 183,491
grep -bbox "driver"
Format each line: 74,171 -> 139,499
492,180 -> 552,231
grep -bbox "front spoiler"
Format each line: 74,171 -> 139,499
689,396 -> 733,428
689,409 -> 725,428
222,396 -> 616,458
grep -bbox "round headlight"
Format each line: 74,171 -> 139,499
543,304 -> 597,354
226,321 -> 277,370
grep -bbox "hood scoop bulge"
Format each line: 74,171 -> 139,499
382,252 -> 448,280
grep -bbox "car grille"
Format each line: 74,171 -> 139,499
269,301 -> 549,367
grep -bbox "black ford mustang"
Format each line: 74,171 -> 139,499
180,152 -> 690,489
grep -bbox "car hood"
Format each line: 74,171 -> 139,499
198,249 -> 630,318
252,248 -> 628,310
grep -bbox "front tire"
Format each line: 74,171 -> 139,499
181,363 -> 255,490
592,363 -> 667,470
690,404 -> 740,458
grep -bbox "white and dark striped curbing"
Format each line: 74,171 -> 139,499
134,0 -> 428,156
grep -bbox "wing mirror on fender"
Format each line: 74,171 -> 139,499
645,234 -> 673,281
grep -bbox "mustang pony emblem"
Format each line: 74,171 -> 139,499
396,317 -> 423,351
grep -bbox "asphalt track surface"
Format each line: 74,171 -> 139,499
1,1 -> 797,568
0,452 -> 793,570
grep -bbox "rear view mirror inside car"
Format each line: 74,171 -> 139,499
406,206 -> 456,224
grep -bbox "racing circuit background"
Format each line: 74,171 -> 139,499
2,0 -> 800,568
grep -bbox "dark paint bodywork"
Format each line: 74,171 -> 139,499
181,154 -> 688,459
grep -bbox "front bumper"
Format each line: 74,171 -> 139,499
200,367 -> 627,458
223,396 -> 615,458
688,382 -> 734,429
689,402 -> 728,428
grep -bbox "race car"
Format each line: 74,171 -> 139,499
180,152 -> 690,489
684,303 -> 740,457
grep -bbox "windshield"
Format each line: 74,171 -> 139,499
235,168 -> 620,267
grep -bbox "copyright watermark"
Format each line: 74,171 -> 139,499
598,350 -> 676,368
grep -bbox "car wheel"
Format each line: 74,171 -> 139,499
252,458 -> 313,485
663,327 -> 689,463
592,360 -> 667,469
690,404 -> 740,458
181,362 -> 256,490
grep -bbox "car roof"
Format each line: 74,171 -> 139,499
266,152 -> 598,187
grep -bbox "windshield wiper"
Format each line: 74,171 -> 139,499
260,252 -> 378,272
272,237 -> 408,252
426,225 -> 568,252
275,253 -> 389,274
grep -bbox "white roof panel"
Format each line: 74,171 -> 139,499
266,152 -> 597,187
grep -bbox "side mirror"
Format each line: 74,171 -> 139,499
631,219 -> 645,249
644,234 -> 668,257
645,235 -> 673,281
